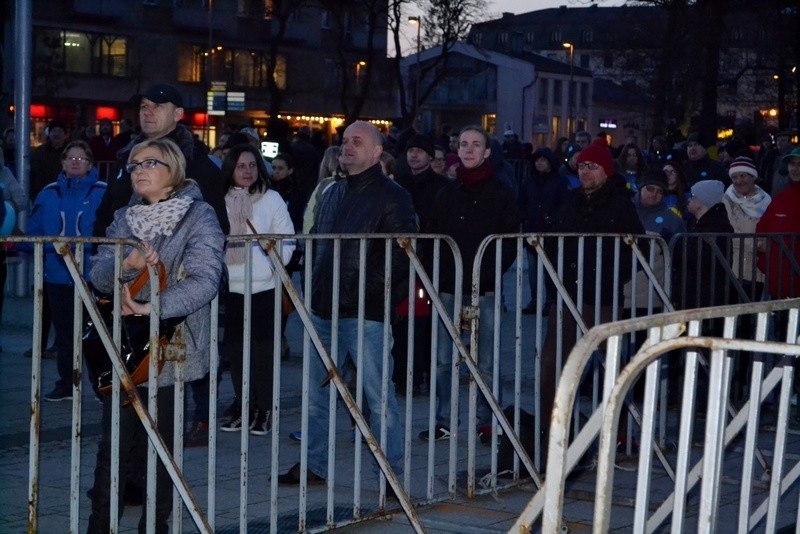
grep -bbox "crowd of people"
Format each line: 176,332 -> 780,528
1,82 -> 800,525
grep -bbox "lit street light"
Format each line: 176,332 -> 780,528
408,16 -> 421,112
563,42 -> 575,135
356,60 -> 366,88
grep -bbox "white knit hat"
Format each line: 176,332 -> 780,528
691,180 -> 725,207
728,156 -> 758,178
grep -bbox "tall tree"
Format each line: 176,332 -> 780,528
322,0 -> 388,125
264,0 -> 311,119
389,0 -> 488,125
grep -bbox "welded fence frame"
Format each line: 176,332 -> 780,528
510,298 -> 800,533
4,235 -> 213,533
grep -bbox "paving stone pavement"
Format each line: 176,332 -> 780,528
2,286 -> 799,532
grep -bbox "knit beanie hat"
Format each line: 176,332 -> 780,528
577,138 -> 614,177
637,169 -> 668,192
728,156 -> 758,178
406,134 -> 435,158
691,179 -> 724,207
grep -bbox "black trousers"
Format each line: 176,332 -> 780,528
226,290 -> 277,413
87,386 -> 175,533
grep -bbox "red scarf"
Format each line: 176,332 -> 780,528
457,160 -> 494,187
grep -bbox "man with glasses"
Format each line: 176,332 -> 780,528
539,137 -> 644,452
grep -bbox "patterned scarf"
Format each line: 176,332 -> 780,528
724,185 -> 771,219
125,195 -> 193,241
225,187 -> 264,265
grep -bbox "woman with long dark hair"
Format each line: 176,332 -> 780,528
219,143 -> 295,434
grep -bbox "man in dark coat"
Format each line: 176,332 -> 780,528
518,147 -> 571,314
394,133 -> 449,394
278,121 -> 417,486
683,132 -> 729,188
539,137 -> 644,442
93,84 -> 229,236
421,125 -> 521,442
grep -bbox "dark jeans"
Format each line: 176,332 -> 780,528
226,290 -> 276,413
87,386 -> 175,533
188,373 -> 210,424
46,283 -> 76,391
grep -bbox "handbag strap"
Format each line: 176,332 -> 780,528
128,260 -> 168,299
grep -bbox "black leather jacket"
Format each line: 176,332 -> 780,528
310,163 -> 418,321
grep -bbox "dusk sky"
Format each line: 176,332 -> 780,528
487,0 -> 627,16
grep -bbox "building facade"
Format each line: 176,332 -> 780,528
468,4 -> 795,145
2,0 -> 394,150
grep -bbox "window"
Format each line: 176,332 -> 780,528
581,29 -> 593,44
497,32 -> 508,45
580,83 -> 589,109
553,79 -> 562,105
177,43 -> 204,83
473,32 -> 483,46
579,54 -> 589,68
550,30 -> 562,43
603,53 -> 613,68
525,31 -> 535,44
321,10 -> 330,29
324,58 -> 341,93
539,78 -> 549,104
35,28 -> 127,77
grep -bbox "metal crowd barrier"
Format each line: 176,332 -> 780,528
511,299 -> 800,532
6,230 -> 800,532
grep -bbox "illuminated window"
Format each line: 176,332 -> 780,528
35,28 -> 127,77
178,43 -> 205,83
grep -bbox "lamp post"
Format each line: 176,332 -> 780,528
563,42 -> 574,135
408,16 -> 421,112
356,60 -> 366,89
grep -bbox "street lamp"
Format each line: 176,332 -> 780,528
408,16 -> 421,112
356,60 -> 366,88
563,42 -> 575,135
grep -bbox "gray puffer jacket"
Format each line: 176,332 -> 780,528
90,181 -> 225,386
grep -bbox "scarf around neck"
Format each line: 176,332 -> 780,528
125,195 -> 193,241
457,160 -> 494,187
225,187 -> 265,265
724,184 -> 771,219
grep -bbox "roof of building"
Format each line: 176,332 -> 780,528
499,49 -> 592,77
593,78 -> 653,106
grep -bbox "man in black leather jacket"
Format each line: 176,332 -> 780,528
278,121 -> 417,486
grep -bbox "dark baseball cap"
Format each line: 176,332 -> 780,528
139,84 -> 184,107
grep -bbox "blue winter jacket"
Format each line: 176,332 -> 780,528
26,167 -> 106,285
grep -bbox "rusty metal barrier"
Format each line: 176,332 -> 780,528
8,229 -> 799,532
511,299 -> 800,533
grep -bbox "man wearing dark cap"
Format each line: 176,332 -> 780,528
93,83 -> 229,236
29,119 -> 68,200
683,131 -> 728,187
393,133 -> 449,395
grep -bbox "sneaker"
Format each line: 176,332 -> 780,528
277,462 -> 325,485
44,388 -> 72,402
418,424 -> 451,442
289,430 -> 302,442
185,421 -> 209,448
250,410 -> 271,436
221,411 -> 254,432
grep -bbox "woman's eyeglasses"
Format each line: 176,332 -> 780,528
125,158 -> 170,173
